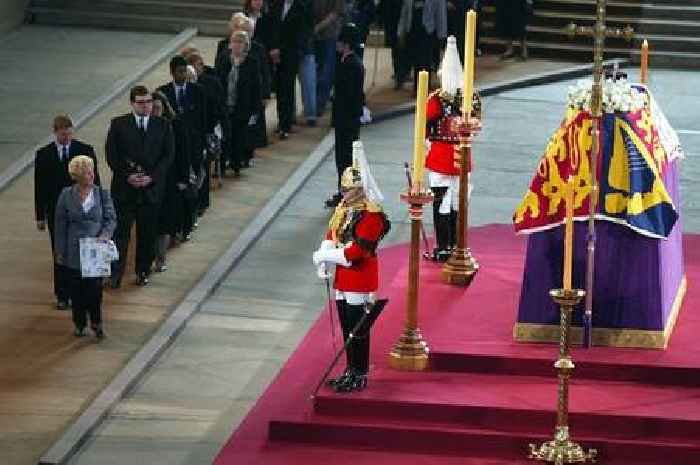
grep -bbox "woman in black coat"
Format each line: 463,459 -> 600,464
216,31 -> 263,174
217,14 -> 271,152
151,91 -> 194,271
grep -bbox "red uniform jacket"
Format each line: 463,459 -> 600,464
425,92 -> 463,176
326,211 -> 390,293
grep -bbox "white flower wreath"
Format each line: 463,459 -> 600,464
566,78 -> 647,113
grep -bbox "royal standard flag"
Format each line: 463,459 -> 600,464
513,102 -> 678,239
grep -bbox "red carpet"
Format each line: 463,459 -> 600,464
213,224 -> 700,465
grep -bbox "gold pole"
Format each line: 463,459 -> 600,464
389,191 -> 433,371
529,288 -> 597,465
442,117 -> 481,286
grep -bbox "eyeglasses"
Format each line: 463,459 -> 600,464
134,99 -> 153,104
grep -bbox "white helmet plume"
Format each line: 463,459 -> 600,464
352,140 -> 384,204
438,36 -> 463,97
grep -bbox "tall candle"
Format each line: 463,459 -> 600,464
640,39 -> 649,85
563,179 -> 575,290
463,10 -> 477,117
412,70 -> 429,189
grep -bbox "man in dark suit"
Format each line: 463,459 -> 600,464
157,56 -> 207,213
106,86 -> 175,287
269,0 -> 308,139
326,23 -> 365,208
35,115 -> 101,309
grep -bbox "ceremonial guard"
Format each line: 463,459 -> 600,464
313,141 -> 391,392
425,36 -> 466,261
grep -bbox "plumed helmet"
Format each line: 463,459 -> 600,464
438,36 -> 463,97
338,22 -> 361,49
340,141 -> 384,203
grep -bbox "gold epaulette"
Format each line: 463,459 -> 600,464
365,201 -> 383,213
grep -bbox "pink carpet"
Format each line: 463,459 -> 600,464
214,224 -> 700,465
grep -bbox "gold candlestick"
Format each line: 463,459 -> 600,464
442,116 -> 481,286
529,288 -> 597,465
389,190 -> 433,371
640,39 -> 649,84
389,69 -> 432,371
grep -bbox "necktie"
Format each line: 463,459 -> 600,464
61,146 -> 68,163
138,117 -> 146,138
176,87 -> 184,113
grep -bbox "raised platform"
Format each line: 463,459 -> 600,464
213,224 -> 700,465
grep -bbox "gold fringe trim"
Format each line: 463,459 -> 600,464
513,276 -> 687,350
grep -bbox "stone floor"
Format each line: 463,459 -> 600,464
66,68 -> 700,465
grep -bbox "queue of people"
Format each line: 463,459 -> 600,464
34,0 -> 530,339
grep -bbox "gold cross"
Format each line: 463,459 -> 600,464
562,0 -> 635,349
564,1 -> 634,116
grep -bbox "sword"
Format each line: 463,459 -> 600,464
324,275 -> 338,354
404,162 -> 432,260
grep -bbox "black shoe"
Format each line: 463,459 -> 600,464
136,272 -> 149,286
436,249 -> 452,262
325,193 -> 342,208
327,368 -> 353,388
92,325 -> 104,339
154,259 -> 167,272
307,119 -> 317,127
74,327 -> 85,337
278,131 -> 289,140
56,300 -> 69,310
501,48 -> 515,60
334,371 -> 368,393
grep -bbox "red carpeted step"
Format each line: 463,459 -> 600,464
311,370 -> 700,441
269,414 -> 700,463
429,347 -> 700,386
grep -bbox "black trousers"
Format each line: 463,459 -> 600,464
398,10 -> 436,86
334,124 -> 360,191
336,300 -> 371,375
199,157 -> 210,211
495,0 -> 528,41
276,51 -> 299,132
225,115 -> 249,170
66,268 -> 103,329
431,186 -> 458,251
113,198 -> 159,277
47,215 -> 70,302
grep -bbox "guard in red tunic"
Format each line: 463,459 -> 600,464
425,36 -> 467,261
313,141 -> 391,392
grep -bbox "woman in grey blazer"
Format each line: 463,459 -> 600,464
54,156 -> 117,338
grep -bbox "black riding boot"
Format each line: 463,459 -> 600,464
431,187 -> 451,261
335,303 -> 370,393
327,300 -> 354,388
448,210 -> 458,250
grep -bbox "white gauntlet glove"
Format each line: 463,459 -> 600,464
312,247 -> 350,267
